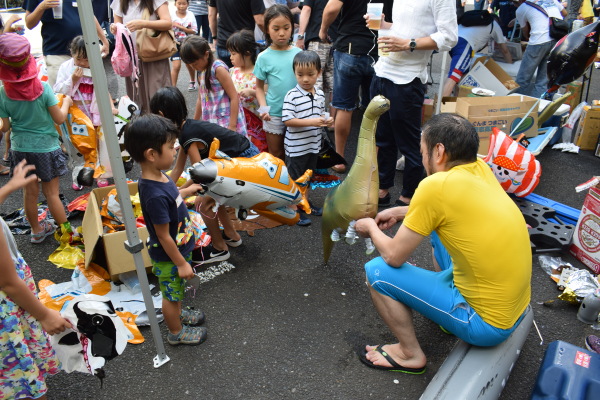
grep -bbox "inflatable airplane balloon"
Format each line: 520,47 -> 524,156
188,140 -> 311,225
547,20 -> 600,92
321,95 -> 390,263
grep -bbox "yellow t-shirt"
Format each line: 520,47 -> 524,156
404,159 -> 531,329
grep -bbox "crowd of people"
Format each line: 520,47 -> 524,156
3,0 -> 596,398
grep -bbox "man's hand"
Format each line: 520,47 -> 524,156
354,217 -> 377,238
374,206 -> 407,230
43,0 -> 61,10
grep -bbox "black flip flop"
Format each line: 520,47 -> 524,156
358,344 -> 426,374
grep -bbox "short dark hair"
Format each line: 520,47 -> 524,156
124,114 -> 179,163
226,29 -> 258,64
422,113 -> 479,165
293,50 -> 321,72
150,86 -> 188,127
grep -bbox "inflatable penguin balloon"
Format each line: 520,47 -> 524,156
547,20 -> 600,93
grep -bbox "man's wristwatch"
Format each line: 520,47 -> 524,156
409,39 -> 417,52
297,33 -> 305,40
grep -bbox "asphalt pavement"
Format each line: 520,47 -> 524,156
1,36 -> 600,400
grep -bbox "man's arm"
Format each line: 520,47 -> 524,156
356,217 -> 426,267
208,5 -> 217,39
254,13 -> 264,33
498,42 -> 513,63
319,0 -> 343,42
296,4 -> 312,48
25,0 -> 58,30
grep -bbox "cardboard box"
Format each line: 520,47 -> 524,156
492,41 -> 523,62
422,98 -> 434,126
459,57 -> 519,96
455,95 -> 539,154
440,96 -> 457,113
82,183 -> 152,280
565,81 -> 583,112
570,185 -> 600,274
573,106 -> 600,150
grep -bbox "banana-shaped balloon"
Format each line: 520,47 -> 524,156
321,95 -> 390,263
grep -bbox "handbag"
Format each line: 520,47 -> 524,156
135,8 -> 177,62
524,1 -> 569,40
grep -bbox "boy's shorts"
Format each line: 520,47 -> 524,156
10,148 -> 68,182
152,253 -> 192,302
170,43 -> 182,61
448,37 -> 474,83
263,116 -> 285,135
285,152 -> 318,181
364,232 -> 526,347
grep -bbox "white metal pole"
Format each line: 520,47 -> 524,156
436,51 -> 448,115
76,0 -> 170,368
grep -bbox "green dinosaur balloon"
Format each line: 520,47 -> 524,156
321,95 -> 390,263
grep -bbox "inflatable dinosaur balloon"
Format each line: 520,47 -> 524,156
547,20 -> 600,93
321,95 -> 390,263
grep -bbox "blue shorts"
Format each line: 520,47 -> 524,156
364,232 -> 525,347
448,37 -> 474,83
332,50 -> 375,111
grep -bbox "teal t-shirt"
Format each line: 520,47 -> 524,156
253,46 -> 302,117
0,82 -> 60,153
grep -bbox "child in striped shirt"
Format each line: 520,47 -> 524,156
282,50 -> 333,226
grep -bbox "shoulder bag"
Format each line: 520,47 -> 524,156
136,8 -> 177,62
524,1 -> 569,40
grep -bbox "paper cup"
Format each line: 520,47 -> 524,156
378,29 -> 392,57
367,3 -> 383,30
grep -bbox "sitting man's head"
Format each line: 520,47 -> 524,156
421,113 -> 479,174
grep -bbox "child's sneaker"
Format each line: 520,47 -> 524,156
309,204 -> 322,216
296,211 -> 311,227
72,182 -> 83,191
188,81 -> 196,91
192,244 -> 230,264
167,325 -> 207,346
222,232 -> 242,247
586,335 -> 600,353
97,178 -> 110,187
31,220 -> 56,244
181,308 -> 206,326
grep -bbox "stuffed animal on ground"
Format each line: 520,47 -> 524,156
321,95 -> 390,263
188,139 -> 311,225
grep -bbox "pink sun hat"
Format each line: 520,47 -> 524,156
0,33 -> 43,101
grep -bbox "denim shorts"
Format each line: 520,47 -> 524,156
364,232 -> 525,347
152,253 -> 192,302
332,50 -> 375,111
238,141 -> 260,158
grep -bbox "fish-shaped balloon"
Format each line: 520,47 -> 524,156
321,95 -> 390,263
547,20 -> 600,92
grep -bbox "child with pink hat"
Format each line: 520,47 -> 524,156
0,33 -> 74,243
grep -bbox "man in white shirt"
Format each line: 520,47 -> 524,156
514,0 -> 567,97
442,14 -> 513,97
369,0 -> 457,208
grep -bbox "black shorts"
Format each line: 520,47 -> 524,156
10,148 -> 68,182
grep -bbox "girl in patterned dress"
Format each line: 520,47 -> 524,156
54,36 -> 119,190
180,35 -> 247,136
227,30 -> 267,153
0,160 -> 72,400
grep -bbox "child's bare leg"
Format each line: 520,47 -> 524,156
3,130 -> 10,161
265,132 -> 284,160
41,178 -> 67,226
218,206 -> 240,242
24,180 -> 41,233
186,63 -> 195,83
171,59 -> 181,86
162,298 -> 183,334
200,197 -> 227,251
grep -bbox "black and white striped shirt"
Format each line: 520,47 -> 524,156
282,85 -> 325,157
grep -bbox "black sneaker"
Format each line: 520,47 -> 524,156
192,245 -> 230,264
222,232 -> 242,247
309,203 -> 323,216
378,193 -> 391,208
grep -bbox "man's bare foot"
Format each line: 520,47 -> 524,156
365,344 -> 426,370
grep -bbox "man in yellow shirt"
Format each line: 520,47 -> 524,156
355,113 -> 531,374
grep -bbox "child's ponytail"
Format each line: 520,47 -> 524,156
180,36 -> 214,91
